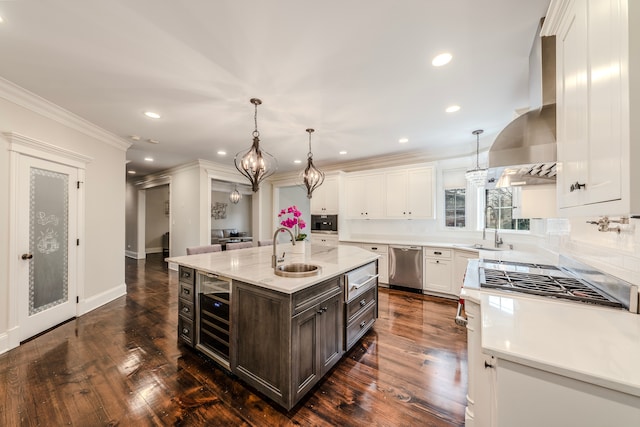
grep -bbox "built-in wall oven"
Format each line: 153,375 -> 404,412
310,214 -> 338,234
196,272 -> 232,368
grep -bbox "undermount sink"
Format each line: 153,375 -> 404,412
456,244 -> 505,252
274,263 -> 321,278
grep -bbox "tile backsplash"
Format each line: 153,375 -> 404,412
545,217 -> 640,285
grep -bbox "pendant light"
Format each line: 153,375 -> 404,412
229,185 -> 242,204
234,98 -> 277,192
301,128 -> 325,198
465,129 -> 488,187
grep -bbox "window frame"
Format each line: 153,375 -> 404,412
444,187 -> 467,228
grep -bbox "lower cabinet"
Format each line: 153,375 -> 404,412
310,233 -> 339,246
423,248 -> 453,295
292,292 -> 343,403
453,249 -> 478,296
464,299 -> 497,427
231,276 -> 344,410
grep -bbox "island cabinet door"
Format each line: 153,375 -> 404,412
292,306 -> 320,402
291,292 -> 345,403
318,293 -> 344,371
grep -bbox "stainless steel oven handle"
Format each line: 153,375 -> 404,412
455,301 -> 468,327
350,274 -> 379,289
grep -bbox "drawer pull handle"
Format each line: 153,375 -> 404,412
183,289 -> 190,295
434,251 -> 442,255
350,274 -> 379,289
360,321 -> 366,328
360,299 -> 366,307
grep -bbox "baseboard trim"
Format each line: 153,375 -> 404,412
0,332 -> 8,355
78,283 -> 127,316
145,247 -> 163,254
125,250 -> 145,259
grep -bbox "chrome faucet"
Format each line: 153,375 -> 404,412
483,205 -> 503,248
272,227 -> 295,268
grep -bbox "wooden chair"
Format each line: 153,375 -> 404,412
226,242 -> 253,251
258,240 -> 273,247
186,244 -> 223,255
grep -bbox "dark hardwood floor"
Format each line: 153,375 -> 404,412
0,254 -> 468,426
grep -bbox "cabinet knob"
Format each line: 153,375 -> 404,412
436,260 -> 440,264
183,289 -> 190,295
182,328 -> 190,334
360,299 -> 366,307
182,307 -> 190,313
570,181 -> 586,192
360,321 -> 366,328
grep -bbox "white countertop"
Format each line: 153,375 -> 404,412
167,244 -> 379,294
462,258 -> 640,397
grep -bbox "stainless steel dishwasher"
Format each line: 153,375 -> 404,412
389,245 -> 423,291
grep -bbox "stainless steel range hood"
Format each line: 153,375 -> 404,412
487,19 -> 557,188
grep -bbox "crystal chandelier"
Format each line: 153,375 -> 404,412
465,129 -> 487,187
234,98 -> 277,192
301,128 -> 325,198
229,185 -> 242,204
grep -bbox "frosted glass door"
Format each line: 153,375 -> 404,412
18,156 -> 77,340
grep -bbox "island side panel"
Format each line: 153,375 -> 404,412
231,281 -> 291,407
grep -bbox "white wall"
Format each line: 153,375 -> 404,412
0,79 -> 129,352
277,186 -> 310,242
169,164 -> 202,256
145,185 -> 170,252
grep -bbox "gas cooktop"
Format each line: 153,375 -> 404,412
479,260 -> 625,309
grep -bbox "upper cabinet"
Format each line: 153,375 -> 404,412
345,165 -> 436,220
546,0 -> 640,215
384,167 -> 435,219
345,172 -> 385,219
310,175 -> 339,215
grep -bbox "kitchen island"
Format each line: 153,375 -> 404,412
166,244 -> 380,410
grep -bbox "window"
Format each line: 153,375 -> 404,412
485,188 -> 529,231
445,188 -> 466,228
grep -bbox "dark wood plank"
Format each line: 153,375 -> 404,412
0,254 -> 467,426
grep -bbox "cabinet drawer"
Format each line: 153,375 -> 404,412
179,266 -> 195,284
178,299 -> 194,320
345,261 -> 378,302
292,277 -> 342,316
424,248 -> 452,259
179,282 -> 194,302
178,316 -> 194,346
362,244 -> 388,254
346,304 -> 376,350
345,286 -> 376,323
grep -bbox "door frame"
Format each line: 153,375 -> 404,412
6,132 -> 91,349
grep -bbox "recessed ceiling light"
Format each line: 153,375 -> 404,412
128,170 -> 136,175
0,16 -> 5,23
144,111 -> 161,119
147,139 -> 159,144
446,105 -> 461,113
399,138 -> 409,144
217,150 -> 227,156
144,157 -> 154,162
432,53 -> 453,67
293,159 -> 302,164
339,151 -> 347,155
130,135 -> 140,141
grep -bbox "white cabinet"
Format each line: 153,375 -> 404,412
344,173 -> 384,219
547,0 -> 640,215
360,244 -> 389,284
310,175 -> 339,214
464,299 -> 497,427
310,234 -> 338,246
384,167 -> 434,219
423,248 -> 453,295
453,250 -> 478,296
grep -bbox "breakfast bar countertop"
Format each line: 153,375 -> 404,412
166,244 -> 379,294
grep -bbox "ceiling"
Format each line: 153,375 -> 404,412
0,0 -> 551,178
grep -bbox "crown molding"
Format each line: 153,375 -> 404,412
4,131 -> 93,169
0,76 -> 131,152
